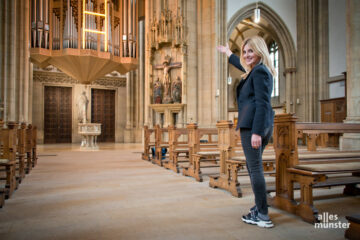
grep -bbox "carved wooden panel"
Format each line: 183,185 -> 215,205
91,89 -> 115,142
320,97 -> 346,146
44,86 -> 72,143
320,97 -> 346,123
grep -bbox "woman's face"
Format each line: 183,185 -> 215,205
242,44 -> 261,69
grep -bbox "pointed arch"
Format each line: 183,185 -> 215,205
227,2 -> 296,69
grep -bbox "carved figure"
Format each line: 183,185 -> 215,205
153,78 -> 163,104
161,11 -> 166,38
172,76 -> 182,103
166,10 -> 172,38
151,16 -> 158,47
77,91 -> 89,123
175,10 -> 183,44
153,56 -> 182,104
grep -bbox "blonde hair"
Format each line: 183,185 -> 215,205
240,36 -> 277,79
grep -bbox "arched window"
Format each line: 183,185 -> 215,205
269,41 -> 279,97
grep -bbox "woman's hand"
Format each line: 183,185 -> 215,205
216,43 -> 232,57
251,133 -> 262,149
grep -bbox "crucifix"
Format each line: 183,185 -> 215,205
153,55 -> 182,103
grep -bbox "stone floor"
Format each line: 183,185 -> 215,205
0,143 -> 358,240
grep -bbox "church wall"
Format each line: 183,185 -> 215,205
144,0 -> 226,128
32,68 -> 127,144
329,0 -> 346,78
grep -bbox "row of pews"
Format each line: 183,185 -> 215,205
0,121 -> 38,208
142,113 -> 360,232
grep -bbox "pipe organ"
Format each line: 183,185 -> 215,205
30,0 -> 138,84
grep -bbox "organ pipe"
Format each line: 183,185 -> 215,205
30,0 -> 138,83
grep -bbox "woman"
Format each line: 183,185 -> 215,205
217,36 -> 276,228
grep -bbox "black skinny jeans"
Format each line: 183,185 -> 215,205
240,126 -> 273,216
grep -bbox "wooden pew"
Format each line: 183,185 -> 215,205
142,125 -> 156,161
345,214 -> 360,240
209,121 -> 274,197
152,125 -> 169,167
32,125 -> 38,167
0,122 -> 18,200
209,121 -> 243,196
0,120 -> 4,207
163,125 -> 189,173
210,120 -> 360,198
269,113 -> 360,223
16,123 -> 27,182
25,124 -> 33,173
182,123 -> 219,182
298,122 -> 360,151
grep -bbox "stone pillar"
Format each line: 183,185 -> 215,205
124,71 -> 134,142
0,2 -> 5,120
283,68 -> 297,113
144,0 -> 151,127
138,20 -> 145,128
137,19 -> 145,143
216,0 -> 227,120
0,0 -> 31,123
3,0 -> 17,122
185,0 -> 198,124
296,0 -> 328,121
341,0 -> 360,150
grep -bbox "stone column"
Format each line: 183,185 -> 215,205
137,19 -> 145,143
138,20 -> 145,128
126,72 -> 132,129
3,0 -> 17,122
0,0 -> 31,123
296,0 -> 328,122
124,71 -> 134,142
341,0 -> 360,150
144,0 -> 151,127
216,0 -> 227,120
0,2 -> 5,120
185,0 -> 198,124
284,69 -> 297,113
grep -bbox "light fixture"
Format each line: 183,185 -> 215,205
254,2 -> 261,23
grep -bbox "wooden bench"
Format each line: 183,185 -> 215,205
182,124 -> 219,182
268,113 -> 360,223
297,122 -> 360,151
0,122 -> 18,201
152,125 -> 169,167
142,125 -> 155,161
163,125 -> 189,173
16,123 -> 27,182
345,214 -> 360,240
0,120 -> 4,207
32,125 -> 38,167
209,121 -> 274,197
25,124 -> 33,173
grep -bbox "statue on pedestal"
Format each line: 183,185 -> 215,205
174,9 -> 184,46
77,91 -> 88,123
151,15 -> 159,49
172,76 -> 182,103
153,78 -> 163,104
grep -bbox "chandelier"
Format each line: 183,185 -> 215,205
30,0 -> 138,84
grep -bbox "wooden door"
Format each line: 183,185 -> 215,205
91,89 -> 115,142
44,86 -> 72,143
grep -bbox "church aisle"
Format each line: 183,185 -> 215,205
0,144 -> 357,240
